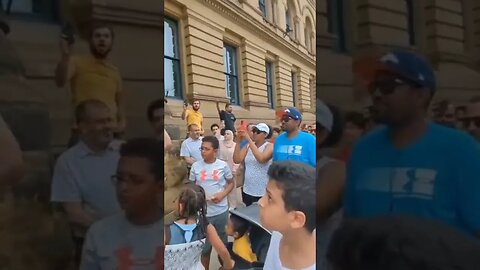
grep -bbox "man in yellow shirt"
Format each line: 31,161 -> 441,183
181,99 -> 204,135
55,23 -> 125,145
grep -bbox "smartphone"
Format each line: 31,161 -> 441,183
61,23 -> 75,45
240,120 -> 247,131
183,99 -> 189,107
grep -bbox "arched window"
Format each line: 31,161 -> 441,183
285,0 -> 297,39
305,16 -> 314,52
327,0 -> 346,52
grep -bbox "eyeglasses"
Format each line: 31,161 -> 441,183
281,116 -> 293,122
111,175 -> 144,186
253,129 -> 266,134
369,77 -> 423,96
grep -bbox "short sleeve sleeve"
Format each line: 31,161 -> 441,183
223,163 -> 233,181
189,164 -> 197,182
180,141 -> 190,157
51,156 -> 82,203
79,227 -> 101,270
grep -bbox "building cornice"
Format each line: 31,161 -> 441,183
199,0 -> 315,68
90,1 -> 162,28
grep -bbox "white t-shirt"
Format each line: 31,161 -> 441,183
264,231 -> 316,270
189,159 -> 233,217
180,137 -> 203,162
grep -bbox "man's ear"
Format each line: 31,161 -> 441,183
289,210 -> 307,230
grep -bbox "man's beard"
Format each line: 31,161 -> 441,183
90,44 -> 111,59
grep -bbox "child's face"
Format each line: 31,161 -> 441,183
200,141 -> 217,161
115,156 -> 163,216
258,180 -> 304,232
226,218 -> 235,237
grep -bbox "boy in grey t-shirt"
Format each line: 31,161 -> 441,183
80,138 -> 164,270
189,136 -> 234,270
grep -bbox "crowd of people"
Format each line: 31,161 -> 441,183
163,96 -> 317,269
44,20 -> 319,270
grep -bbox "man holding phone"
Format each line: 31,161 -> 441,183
55,23 -> 125,146
182,99 -> 204,135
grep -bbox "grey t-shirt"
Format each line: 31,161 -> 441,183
80,213 -> 163,270
189,159 -> 233,217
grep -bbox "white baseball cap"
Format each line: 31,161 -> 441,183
254,123 -> 270,134
316,99 -> 333,132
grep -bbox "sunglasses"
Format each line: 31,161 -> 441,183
281,116 -> 293,122
369,78 -> 420,95
253,129 -> 266,134
462,117 -> 480,127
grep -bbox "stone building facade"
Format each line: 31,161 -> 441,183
317,0 -> 480,109
164,0 -> 316,139
3,0 -> 163,150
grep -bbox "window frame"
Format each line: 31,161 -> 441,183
164,16 -> 183,99
265,61 -> 275,109
259,0 -> 267,18
223,44 -> 240,105
1,0 -> 60,22
291,71 -> 297,107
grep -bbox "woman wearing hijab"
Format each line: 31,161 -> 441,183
218,129 -> 242,209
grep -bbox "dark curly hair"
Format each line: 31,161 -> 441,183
327,215 -> 480,270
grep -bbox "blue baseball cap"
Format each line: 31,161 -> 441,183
377,49 -> 436,93
283,107 -> 302,121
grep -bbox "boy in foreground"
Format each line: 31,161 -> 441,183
80,138 -> 164,269
259,161 -> 316,269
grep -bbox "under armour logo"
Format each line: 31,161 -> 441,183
200,169 -> 208,182
199,169 -> 220,181
115,246 -> 164,270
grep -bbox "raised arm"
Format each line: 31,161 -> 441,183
181,103 -> 188,120
206,224 -> 235,269
233,131 -> 249,164
246,136 -> 273,164
55,39 -> 74,87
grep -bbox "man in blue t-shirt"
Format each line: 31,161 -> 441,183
272,107 -> 315,167
345,49 -> 480,238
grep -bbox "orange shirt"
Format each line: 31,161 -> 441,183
186,109 -> 203,131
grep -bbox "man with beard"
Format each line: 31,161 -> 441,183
345,49 -> 480,239
272,107 -> 316,167
55,23 -> 125,145
216,101 -> 236,133
51,100 -> 123,267
182,99 -> 204,135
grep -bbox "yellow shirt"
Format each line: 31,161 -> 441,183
186,109 -> 203,131
233,234 -> 257,263
70,55 -> 122,122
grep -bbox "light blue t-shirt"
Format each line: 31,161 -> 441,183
189,159 -> 233,217
80,213 -> 163,270
344,123 -> 480,236
273,131 -> 316,167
